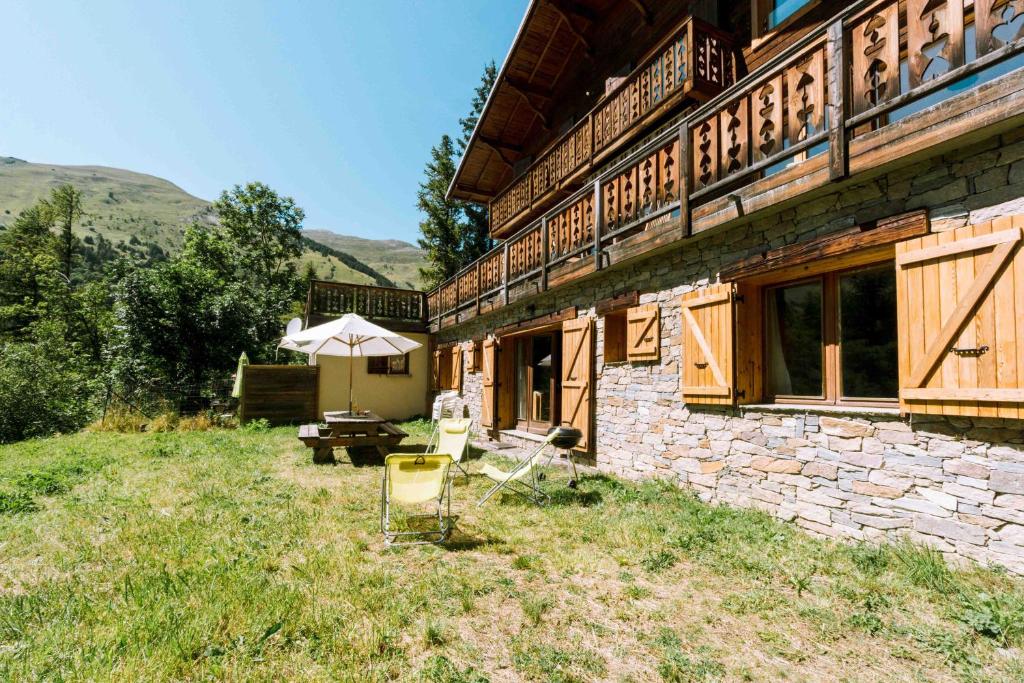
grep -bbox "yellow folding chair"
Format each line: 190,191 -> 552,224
431,418 -> 472,480
380,453 -> 453,546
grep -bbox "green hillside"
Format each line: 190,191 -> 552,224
303,230 -> 426,290
0,157 -> 422,289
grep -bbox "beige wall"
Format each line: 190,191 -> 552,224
315,332 -> 431,421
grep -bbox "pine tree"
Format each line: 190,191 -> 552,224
416,135 -> 463,288
458,61 -> 498,262
45,184 -> 84,284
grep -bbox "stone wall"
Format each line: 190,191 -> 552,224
441,128 -> 1024,574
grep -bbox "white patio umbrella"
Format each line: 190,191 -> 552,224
279,313 -> 422,414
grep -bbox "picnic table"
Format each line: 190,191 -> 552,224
298,411 -> 408,464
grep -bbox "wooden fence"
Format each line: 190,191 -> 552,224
239,365 -> 319,425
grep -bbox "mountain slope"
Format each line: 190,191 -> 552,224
0,157 -> 422,288
303,230 -> 426,290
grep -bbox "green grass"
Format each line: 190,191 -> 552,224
1,425 -> 1022,681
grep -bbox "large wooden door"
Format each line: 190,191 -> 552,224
895,217 -> 1024,416
680,283 -> 736,405
481,338 -> 497,430
560,316 -> 594,451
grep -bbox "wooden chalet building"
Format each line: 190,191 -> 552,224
425,0 -> 1024,572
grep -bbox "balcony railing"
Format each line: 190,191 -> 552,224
429,0 -> 1024,329
488,16 -> 737,237
306,280 -> 427,330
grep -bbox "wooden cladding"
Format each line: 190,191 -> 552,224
489,16 -> 736,238
239,365 -> 319,425
561,316 -> 594,451
896,217 -> 1024,415
626,304 -> 661,361
680,284 -> 735,404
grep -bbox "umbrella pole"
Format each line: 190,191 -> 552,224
348,346 -> 354,414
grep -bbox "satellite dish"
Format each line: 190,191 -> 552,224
285,318 -> 303,336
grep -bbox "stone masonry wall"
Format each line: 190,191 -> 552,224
441,128 -> 1024,574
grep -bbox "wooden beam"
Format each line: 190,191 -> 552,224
503,77 -> 553,99
494,306 -> 578,337
719,210 -> 929,281
627,0 -> 653,25
595,290 -> 639,316
504,79 -> 551,129
546,0 -> 593,56
477,138 -> 517,168
546,0 -> 597,22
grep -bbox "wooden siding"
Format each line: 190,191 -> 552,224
240,365 -> 319,425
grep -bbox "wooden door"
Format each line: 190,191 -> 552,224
561,316 -> 594,451
680,284 -> 736,404
895,217 -> 1024,416
481,338 -> 497,429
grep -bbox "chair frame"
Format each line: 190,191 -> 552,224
477,433 -> 578,507
380,454 -> 453,546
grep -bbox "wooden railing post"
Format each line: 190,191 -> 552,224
541,216 -> 549,291
679,122 -> 691,238
502,241 -> 510,306
827,17 -> 848,181
475,261 -> 481,315
593,179 -> 603,271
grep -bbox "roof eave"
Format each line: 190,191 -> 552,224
446,0 -> 539,203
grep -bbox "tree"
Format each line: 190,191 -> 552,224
458,61 -> 498,264
45,184 -> 84,283
417,135 -> 464,288
0,205 -> 59,335
211,181 -> 304,289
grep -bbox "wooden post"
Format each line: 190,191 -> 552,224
593,179 -> 603,271
827,18 -> 848,181
502,241 -> 510,306
679,122 -> 696,237
679,122 -> 691,238
541,216 -> 549,290
475,262 -> 482,315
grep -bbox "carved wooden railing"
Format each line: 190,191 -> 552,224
427,0 -> 1024,328
307,281 -> 426,325
488,16 -> 737,238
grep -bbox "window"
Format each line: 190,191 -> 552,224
753,0 -> 818,38
368,353 -> 409,376
765,263 -> 897,405
603,311 -> 628,363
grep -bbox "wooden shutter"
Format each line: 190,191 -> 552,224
561,316 -> 594,451
431,349 -> 441,391
680,283 -> 735,404
627,304 -> 660,361
895,217 -> 1024,416
481,338 -> 497,429
465,341 -> 477,373
450,345 -> 463,393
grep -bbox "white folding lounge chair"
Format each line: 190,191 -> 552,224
477,427 -> 582,507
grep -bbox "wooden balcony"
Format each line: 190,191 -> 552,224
488,16 -> 737,239
429,0 -> 1024,331
306,280 -> 427,332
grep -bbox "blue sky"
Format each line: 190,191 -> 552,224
1,1 -> 523,244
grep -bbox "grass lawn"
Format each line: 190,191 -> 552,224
1,422 -> 1023,682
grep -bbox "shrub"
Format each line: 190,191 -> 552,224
0,335 -> 101,443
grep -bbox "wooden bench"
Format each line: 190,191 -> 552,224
298,422 -> 410,464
